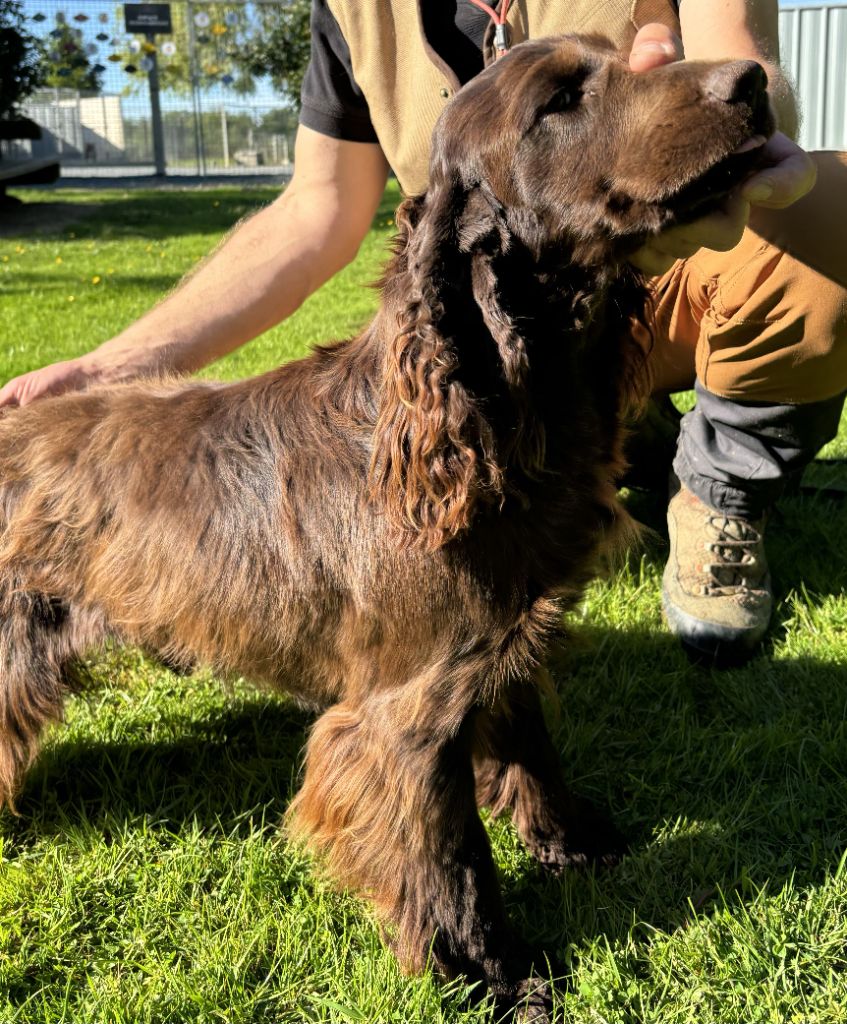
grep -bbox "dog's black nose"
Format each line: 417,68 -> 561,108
705,60 -> 767,105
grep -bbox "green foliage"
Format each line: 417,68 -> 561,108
0,0 -> 44,120
234,0 -> 311,106
38,18 -> 103,92
258,107 -> 299,137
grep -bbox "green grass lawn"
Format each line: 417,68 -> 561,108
0,184 -> 846,1024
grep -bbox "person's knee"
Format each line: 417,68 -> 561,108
749,150 -> 847,292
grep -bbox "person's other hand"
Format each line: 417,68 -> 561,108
0,355 -> 98,409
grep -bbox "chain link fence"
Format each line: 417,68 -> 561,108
7,0 -> 298,177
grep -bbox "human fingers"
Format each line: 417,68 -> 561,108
742,133 -> 818,209
0,358 -> 90,409
672,192 -> 751,253
628,244 -> 677,277
630,191 -> 751,277
629,22 -> 683,73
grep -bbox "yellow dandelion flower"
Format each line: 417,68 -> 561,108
15,245 -> 25,254
91,275 -> 101,285
55,256 -> 63,264
107,268 -> 115,275
67,295 -> 76,302
1,256 -> 8,263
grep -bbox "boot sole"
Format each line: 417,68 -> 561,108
662,592 -> 769,668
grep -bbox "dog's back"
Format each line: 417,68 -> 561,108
0,360 -> 362,697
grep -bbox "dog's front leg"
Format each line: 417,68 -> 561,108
288,695 -> 551,1020
473,683 -> 628,871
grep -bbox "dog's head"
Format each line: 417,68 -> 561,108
373,36 -> 774,551
430,34 -> 774,262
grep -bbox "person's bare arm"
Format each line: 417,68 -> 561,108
629,4 -> 817,275
0,126 -> 390,407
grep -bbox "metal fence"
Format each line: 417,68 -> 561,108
6,0 -> 297,177
5,0 -> 846,179
779,3 -> 847,150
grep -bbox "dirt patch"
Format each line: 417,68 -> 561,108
0,200 -> 102,239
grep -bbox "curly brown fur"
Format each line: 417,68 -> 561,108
0,37 -> 773,1018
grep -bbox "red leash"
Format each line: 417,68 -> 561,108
466,0 -> 513,58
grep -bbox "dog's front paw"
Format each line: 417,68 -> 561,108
555,795 -> 629,870
522,826 -> 572,874
511,976 -> 553,1023
522,795 -> 628,872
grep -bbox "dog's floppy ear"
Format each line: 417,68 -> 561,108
463,184 -> 548,477
370,177 -> 503,552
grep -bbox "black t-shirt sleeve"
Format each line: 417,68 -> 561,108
299,0 -> 380,144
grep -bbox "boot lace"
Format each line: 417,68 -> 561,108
700,513 -> 764,597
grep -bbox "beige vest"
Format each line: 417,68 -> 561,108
325,0 -> 681,195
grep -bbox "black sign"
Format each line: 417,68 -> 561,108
124,3 -> 172,33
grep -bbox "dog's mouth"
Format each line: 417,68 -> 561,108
657,63 -> 777,222
665,129 -> 773,222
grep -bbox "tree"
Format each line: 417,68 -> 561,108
39,18 -> 103,92
234,0 -> 310,106
259,107 -> 298,137
0,0 -> 44,120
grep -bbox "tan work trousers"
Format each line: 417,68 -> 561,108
648,151 -> 847,405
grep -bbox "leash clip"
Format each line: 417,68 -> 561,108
494,22 -> 510,57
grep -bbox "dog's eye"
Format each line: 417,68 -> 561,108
542,87 -> 580,116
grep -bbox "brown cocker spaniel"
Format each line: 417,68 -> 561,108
0,36 -> 772,1022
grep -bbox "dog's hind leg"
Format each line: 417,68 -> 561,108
0,585 -> 105,809
288,691 -> 550,1018
473,684 -> 627,870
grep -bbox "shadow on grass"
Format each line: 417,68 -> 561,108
511,631 -> 847,960
7,696 -> 311,847
4,634 -> 845,963
2,183 -> 403,244
0,274 -> 185,297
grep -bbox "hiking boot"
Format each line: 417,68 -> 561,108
662,480 -> 772,665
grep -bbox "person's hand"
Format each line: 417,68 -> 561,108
740,130 -> 817,209
629,190 -> 752,276
0,354 -> 100,409
0,340 -> 165,409
626,23 -> 817,276
627,20 -> 683,71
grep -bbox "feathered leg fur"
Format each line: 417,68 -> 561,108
0,584 -> 107,808
288,680 -> 547,1008
473,685 -> 627,871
